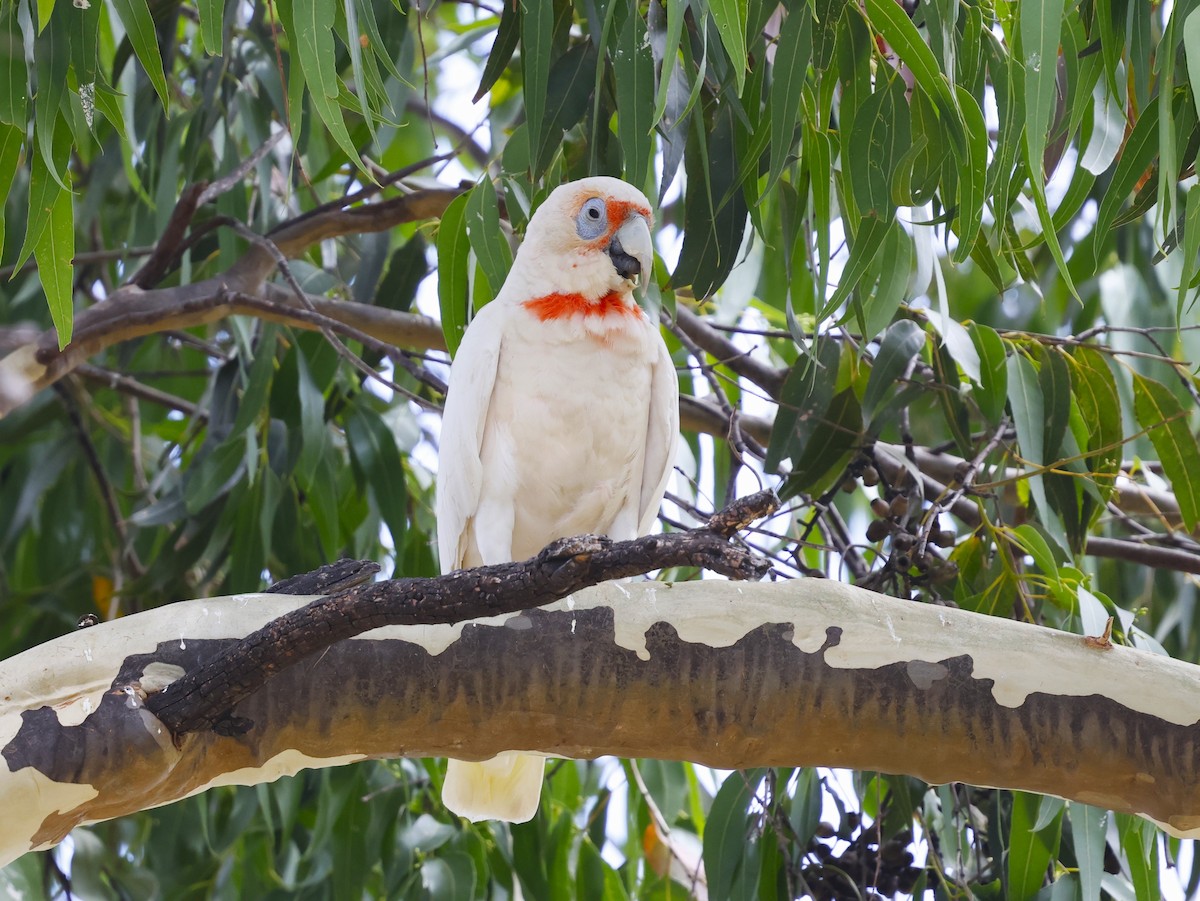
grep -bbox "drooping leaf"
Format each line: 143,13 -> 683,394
967,323 -> 1008,425
766,5 -> 811,193
703,771 -> 763,901
1070,804 -> 1107,901
616,8 -> 655,191
847,76 -> 907,222
31,178 -> 74,347
1007,791 -> 1064,901
475,0 -> 519,101
1037,346 -> 1072,465
861,318 -> 925,426
199,0 -> 224,55
1132,373 -> 1200,531
533,42 -> 598,176
464,176 -> 513,300
765,338 -> 840,472
708,0 -> 748,95
0,5 -> 27,125
286,0 -> 367,175
110,0 -> 171,112
671,105 -> 748,299
437,191 -> 471,357
1021,0 -> 1066,183
521,0 -> 552,167
1067,346 -> 1122,491
345,404 -> 408,551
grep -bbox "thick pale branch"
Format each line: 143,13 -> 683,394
4,575 -> 1200,869
146,492 -> 778,736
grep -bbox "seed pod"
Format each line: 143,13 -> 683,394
866,519 -> 891,542
870,497 -> 891,518
861,465 -> 879,486
889,495 -> 910,517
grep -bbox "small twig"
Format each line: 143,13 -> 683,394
55,384 -> 145,588
226,290 -> 440,409
76,364 -> 205,419
914,417 -> 1011,559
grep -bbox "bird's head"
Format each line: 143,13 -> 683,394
516,177 -> 655,302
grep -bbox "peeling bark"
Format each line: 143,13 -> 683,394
4,577 -> 1200,868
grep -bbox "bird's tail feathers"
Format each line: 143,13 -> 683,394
442,752 -> 545,823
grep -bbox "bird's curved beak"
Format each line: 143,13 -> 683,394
607,215 -> 653,293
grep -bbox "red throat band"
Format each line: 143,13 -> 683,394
522,292 -> 643,321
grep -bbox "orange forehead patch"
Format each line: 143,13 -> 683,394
522,292 -> 645,322
605,198 -> 653,226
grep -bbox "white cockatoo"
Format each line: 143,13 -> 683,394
435,176 -> 680,823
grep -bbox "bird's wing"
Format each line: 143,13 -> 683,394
436,305 -> 505,574
637,336 -> 680,535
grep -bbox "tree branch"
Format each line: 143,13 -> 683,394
144,492 -> 779,736
7,546 -> 1200,866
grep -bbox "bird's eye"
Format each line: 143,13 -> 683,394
576,198 -> 607,239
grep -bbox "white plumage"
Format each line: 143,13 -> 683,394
436,177 -> 680,822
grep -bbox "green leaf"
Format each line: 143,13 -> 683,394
1068,346 -> 1122,490
708,0 -> 747,95
199,0 -> 224,54
437,191 -> 471,357
847,77 -> 907,221
36,0 -> 55,33
703,771 -> 762,901
859,219 -> 911,341
1070,804 -> 1106,901
671,105 -> 748,298
32,179 -> 74,348
787,386 -> 862,495
1007,791 -> 1063,901
863,0 -> 964,155
0,6 -> 27,125
1119,814 -> 1160,901
766,338 -> 840,473
110,0 -> 171,112
1178,184 -> 1200,317
345,405 -> 408,551
465,177 -> 513,300
184,437 -> 247,514
1093,94 -> 1159,262
821,213 -> 888,320
650,0 -> 684,130
1038,347 -> 1071,464
862,319 -> 925,426
1008,352 -> 1068,553
231,329 -> 279,435
66,0 -> 100,87
533,42 -> 598,176
1132,373 -> 1200,531
1021,0 -> 1066,184
967,323 -> 1007,424
521,0 -> 552,167
766,6 -> 811,194
1186,8 -> 1200,119
0,123 -> 22,254
1009,523 -> 1058,574
616,8 -> 655,191
287,0 -> 367,175
950,85 -> 987,262
788,768 -> 822,848
33,10 -> 69,190
475,2 -> 519,101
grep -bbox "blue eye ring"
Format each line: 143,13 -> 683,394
576,198 -> 608,240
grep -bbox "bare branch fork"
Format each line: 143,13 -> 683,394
143,491 -> 780,738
